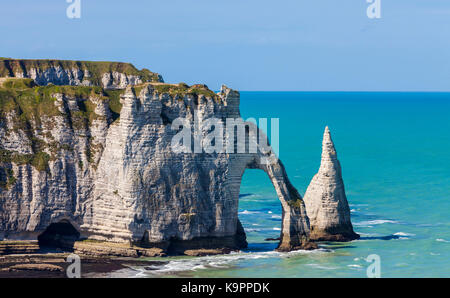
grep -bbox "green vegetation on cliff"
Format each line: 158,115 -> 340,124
0,149 -> 50,173
151,83 -> 219,100
0,80 -> 219,127
0,78 -> 220,177
0,79 -> 107,125
0,79 -> 115,174
102,89 -> 123,122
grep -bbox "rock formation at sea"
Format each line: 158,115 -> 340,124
0,58 -> 314,254
303,127 -> 359,241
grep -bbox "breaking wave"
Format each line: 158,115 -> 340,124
393,232 -> 415,237
239,210 -> 260,215
129,248 -> 333,277
354,219 -> 399,226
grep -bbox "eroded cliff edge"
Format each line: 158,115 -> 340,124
0,58 -> 163,89
0,59 -> 313,254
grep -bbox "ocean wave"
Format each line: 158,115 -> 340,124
239,210 -> 259,215
271,215 -> 282,219
417,223 -> 445,227
354,220 -> 399,226
238,193 -> 265,201
245,228 -> 261,232
347,264 -> 363,268
436,238 -> 450,243
133,248 -> 333,276
305,263 -> 339,270
393,232 -> 415,237
239,193 -> 254,198
358,232 -> 379,237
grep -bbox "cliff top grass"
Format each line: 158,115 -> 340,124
0,58 -> 162,85
0,79 -> 112,174
0,78 -> 108,118
0,76 -> 220,177
146,82 -> 219,100
0,79 -> 220,123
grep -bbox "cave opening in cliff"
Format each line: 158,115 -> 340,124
37,220 -> 80,250
239,169 -> 281,250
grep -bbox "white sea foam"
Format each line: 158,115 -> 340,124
239,210 -> 259,215
347,264 -> 363,268
273,227 -> 281,231
271,215 -> 282,219
394,232 -> 415,237
135,248 -> 333,276
239,194 -> 262,199
87,268 -> 140,278
358,232 -> 379,237
354,220 -> 399,226
305,263 -> 339,270
436,238 -> 450,243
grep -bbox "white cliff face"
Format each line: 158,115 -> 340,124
22,68 -> 148,89
303,127 -> 359,241
0,75 -> 313,252
81,85 -> 312,250
26,67 -> 92,87
100,72 -> 143,89
0,59 -> 164,89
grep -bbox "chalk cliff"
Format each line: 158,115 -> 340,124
303,127 -> 359,241
0,58 -> 163,89
0,59 -> 313,254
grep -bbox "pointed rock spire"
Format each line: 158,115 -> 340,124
303,127 -> 359,241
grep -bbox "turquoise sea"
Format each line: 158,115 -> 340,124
104,92 -> 450,278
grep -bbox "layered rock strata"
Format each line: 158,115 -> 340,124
0,58 -> 163,89
303,127 -> 359,241
0,59 -> 313,254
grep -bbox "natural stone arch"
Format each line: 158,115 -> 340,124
67,84 -> 314,252
225,120 -> 313,251
229,154 -> 312,251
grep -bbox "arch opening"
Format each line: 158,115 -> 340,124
238,169 -> 282,251
37,220 -> 80,250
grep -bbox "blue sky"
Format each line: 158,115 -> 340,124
1,0 -> 449,91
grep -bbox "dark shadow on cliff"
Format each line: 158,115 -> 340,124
37,220 -> 80,251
